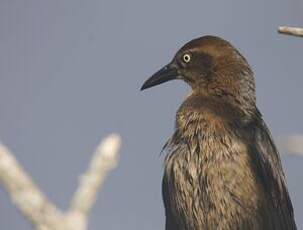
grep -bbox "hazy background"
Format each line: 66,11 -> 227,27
0,0 -> 303,229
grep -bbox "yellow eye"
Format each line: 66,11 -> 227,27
182,53 -> 191,63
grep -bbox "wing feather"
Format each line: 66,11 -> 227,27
248,116 -> 297,229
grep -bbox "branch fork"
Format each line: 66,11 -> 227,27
0,134 -> 121,230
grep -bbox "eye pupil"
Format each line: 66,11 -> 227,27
183,54 -> 191,63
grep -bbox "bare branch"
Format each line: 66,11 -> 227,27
0,134 -> 121,230
278,26 -> 303,37
69,134 -> 121,218
278,135 -> 303,156
0,144 -> 63,229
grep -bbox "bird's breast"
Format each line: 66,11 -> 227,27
163,112 -> 265,229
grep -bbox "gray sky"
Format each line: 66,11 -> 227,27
0,0 -> 303,229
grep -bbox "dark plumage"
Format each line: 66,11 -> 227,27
141,36 -> 297,230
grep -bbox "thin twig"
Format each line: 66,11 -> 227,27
278,26 -> 303,37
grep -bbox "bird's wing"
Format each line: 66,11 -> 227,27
250,117 -> 297,229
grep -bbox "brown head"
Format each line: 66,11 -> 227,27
141,36 -> 256,115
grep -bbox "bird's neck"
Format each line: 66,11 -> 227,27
176,92 -> 256,136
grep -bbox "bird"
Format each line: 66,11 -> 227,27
141,36 -> 297,230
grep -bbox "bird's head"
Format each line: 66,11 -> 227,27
141,36 -> 256,112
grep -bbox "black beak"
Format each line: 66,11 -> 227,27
141,63 -> 178,90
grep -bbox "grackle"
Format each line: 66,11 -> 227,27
141,36 -> 297,230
